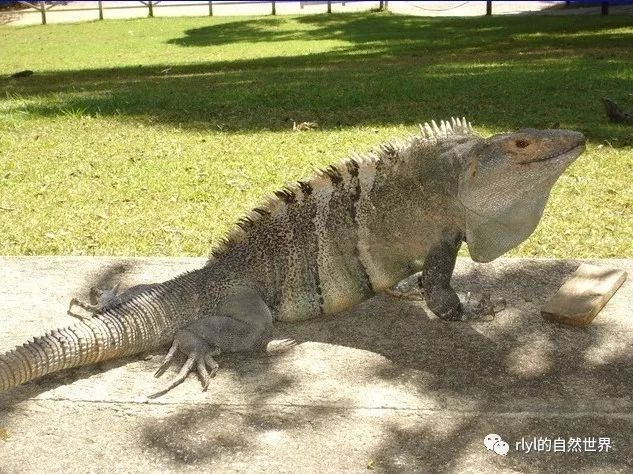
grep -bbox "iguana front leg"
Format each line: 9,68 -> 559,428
418,231 -> 505,321
151,287 -> 273,397
418,231 -> 464,320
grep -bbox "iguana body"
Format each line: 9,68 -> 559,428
0,118 -> 586,394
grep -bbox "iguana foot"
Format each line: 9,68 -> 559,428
459,292 -> 506,321
150,331 -> 221,398
67,283 -> 123,320
384,288 -> 423,301
149,290 -> 272,398
67,298 -> 97,320
385,276 -> 424,300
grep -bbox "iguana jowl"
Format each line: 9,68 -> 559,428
0,118 -> 586,394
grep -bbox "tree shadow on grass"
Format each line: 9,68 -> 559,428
166,13 -> 633,50
2,14 -> 632,145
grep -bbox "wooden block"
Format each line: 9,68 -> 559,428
541,263 -> 628,326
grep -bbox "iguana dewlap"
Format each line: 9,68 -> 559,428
0,118 -> 586,395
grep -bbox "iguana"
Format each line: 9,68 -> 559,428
602,97 -> 633,125
0,118 -> 586,395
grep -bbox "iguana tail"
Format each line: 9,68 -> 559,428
0,279 -> 195,392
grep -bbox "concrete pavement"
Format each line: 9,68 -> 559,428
0,256 -> 631,472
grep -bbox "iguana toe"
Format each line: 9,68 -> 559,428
153,340 -> 180,378
150,332 -> 220,398
67,298 -> 96,320
198,353 -> 220,390
384,288 -> 423,301
460,292 -> 506,321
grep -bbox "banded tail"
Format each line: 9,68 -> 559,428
0,277 -> 197,392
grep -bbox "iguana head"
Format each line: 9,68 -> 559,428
458,128 -> 586,262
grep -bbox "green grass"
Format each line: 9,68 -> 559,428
0,13 -> 631,257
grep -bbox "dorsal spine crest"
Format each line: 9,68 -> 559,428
210,118 -> 474,258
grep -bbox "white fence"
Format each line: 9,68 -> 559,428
1,1 -> 388,25
0,1 -> 614,26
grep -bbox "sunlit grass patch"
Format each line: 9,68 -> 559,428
1,13 -> 631,257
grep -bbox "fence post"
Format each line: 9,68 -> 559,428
486,0 -> 492,15
98,0 -> 103,20
148,0 -> 154,18
208,1 -> 213,16
601,1 -> 608,15
38,1 -> 46,25
272,1 -> 276,15
327,0 -> 331,13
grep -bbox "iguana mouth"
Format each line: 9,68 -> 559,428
525,143 -> 585,164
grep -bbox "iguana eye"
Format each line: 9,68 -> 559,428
516,139 -> 530,149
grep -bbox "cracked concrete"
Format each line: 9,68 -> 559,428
0,256 -> 631,472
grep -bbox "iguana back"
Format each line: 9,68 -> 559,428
209,119 -> 474,321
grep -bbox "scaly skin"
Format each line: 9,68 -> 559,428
0,270 -> 204,392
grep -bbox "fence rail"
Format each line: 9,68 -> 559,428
0,1 -> 382,25
0,1 -> 615,25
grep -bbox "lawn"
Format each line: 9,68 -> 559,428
0,12 -> 631,257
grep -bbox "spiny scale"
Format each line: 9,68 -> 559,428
212,117 -> 474,258
419,117 -> 472,139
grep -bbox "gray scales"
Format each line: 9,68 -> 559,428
0,118 -> 586,396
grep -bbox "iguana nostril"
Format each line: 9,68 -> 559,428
516,140 -> 530,148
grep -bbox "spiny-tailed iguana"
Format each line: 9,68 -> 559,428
602,97 -> 633,125
0,118 -> 586,395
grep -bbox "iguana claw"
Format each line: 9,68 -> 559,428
149,337 -> 220,398
460,292 -> 506,321
384,288 -> 423,301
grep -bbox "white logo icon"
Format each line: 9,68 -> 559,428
484,433 -> 502,450
494,440 -> 509,456
484,433 -> 509,456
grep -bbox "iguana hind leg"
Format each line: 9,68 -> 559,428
67,283 -> 122,320
151,287 -> 273,397
67,297 -> 101,320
